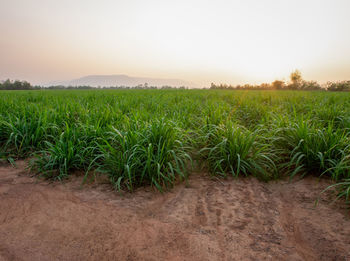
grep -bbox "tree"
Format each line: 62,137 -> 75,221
0,79 -> 34,90
327,81 -> 350,91
289,70 -> 303,89
271,80 -> 285,90
300,80 -> 322,90
2,79 -> 12,89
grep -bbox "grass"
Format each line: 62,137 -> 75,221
31,123 -> 100,180
275,120 -> 350,180
200,123 -> 276,180
0,115 -> 48,158
330,178 -> 350,203
0,89 -> 349,198
97,119 -> 191,191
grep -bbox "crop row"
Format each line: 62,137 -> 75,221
0,89 -> 349,201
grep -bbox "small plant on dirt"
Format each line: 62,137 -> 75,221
321,178 -> 350,205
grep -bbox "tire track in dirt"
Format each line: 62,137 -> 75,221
273,180 -> 350,261
278,191 -> 318,260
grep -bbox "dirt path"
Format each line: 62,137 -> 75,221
0,162 -> 349,261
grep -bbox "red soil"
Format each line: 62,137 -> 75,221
0,161 -> 349,260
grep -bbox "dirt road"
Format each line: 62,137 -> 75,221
0,161 -> 349,260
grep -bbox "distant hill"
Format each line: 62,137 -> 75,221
47,75 -> 195,88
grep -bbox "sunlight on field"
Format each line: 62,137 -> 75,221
1,0 -> 350,85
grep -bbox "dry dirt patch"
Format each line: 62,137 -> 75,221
0,161 -> 349,260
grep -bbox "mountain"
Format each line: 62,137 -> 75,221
47,75 -> 195,88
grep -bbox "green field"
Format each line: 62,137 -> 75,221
1,89 -> 349,199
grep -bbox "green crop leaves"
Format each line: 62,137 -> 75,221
200,123 -> 276,180
97,120 -> 191,191
1,89 -> 350,197
31,123 -> 101,180
275,120 -> 350,181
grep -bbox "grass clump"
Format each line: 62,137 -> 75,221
200,123 -> 276,180
98,119 -> 191,191
0,115 -> 48,158
276,121 -> 350,180
32,123 -> 100,180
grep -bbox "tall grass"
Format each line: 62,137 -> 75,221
97,120 -> 191,191
0,115 -> 48,158
31,123 -> 101,180
200,123 -> 276,180
275,120 -> 350,180
0,89 -> 350,197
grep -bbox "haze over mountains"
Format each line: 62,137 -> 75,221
47,75 -> 196,88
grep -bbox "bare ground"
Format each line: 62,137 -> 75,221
0,161 -> 349,261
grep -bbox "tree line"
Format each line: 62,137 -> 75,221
0,80 -> 190,90
210,70 -> 350,91
0,79 -> 39,90
1,71 -> 350,91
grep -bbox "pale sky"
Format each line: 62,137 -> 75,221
0,0 -> 350,86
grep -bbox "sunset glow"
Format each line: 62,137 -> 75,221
1,0 -> 349,86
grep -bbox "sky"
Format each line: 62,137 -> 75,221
0,0 -> 350,86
